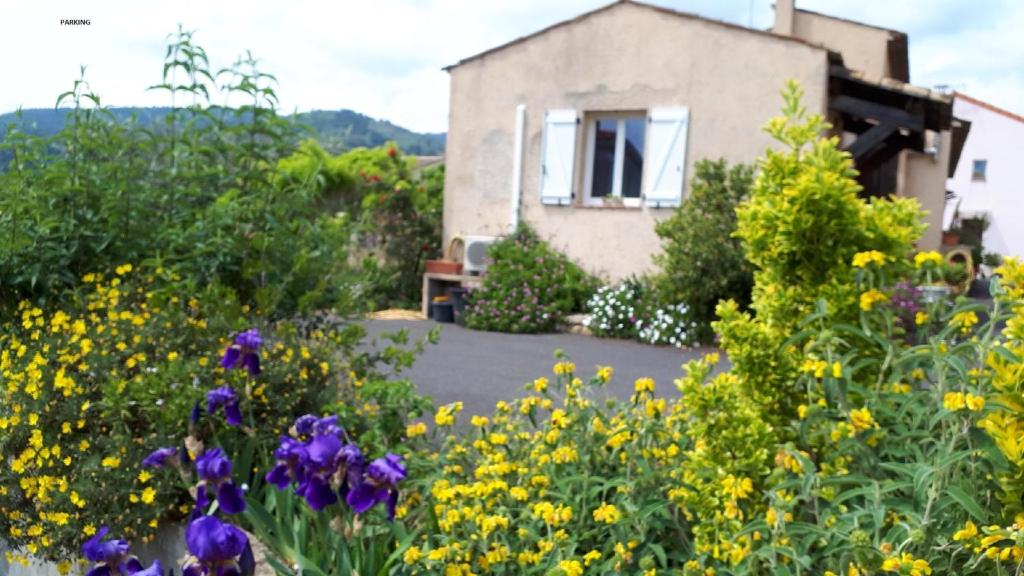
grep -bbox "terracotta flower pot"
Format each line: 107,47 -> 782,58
425,260 -> 463,275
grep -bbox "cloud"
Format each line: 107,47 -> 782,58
1,0 -> 1021,133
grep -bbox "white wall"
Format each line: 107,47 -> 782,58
946,96 -> 1024,259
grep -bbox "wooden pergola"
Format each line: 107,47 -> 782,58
828,66 -> 966,198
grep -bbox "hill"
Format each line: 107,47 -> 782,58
0,106 -> 446,158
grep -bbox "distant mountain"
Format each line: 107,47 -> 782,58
0,107 -> 446,157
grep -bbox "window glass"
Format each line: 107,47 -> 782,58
972,159 -> 987,181
590,119 -> 617,198
622,118 -> 645,198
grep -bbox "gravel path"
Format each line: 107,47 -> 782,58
363,319 -> 720,417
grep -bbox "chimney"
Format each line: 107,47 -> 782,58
773,0 -> 795,36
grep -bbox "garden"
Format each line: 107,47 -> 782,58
3,29 -> 1024,576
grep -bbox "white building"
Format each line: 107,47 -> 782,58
946,92 -> 1024,259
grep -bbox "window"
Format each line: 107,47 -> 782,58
584,114 -> 646,206
972,159 -> 987,181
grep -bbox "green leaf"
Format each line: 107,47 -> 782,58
947,485 -> 988,522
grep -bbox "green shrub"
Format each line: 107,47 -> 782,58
464,226 -> 598,333
654,159 -> 754,343
716,81 -> 924,423
0,30 -> 365,318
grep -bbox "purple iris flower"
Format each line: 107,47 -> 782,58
266,414 -> 368,512
207,386 -> 243,427
82,526 -> 130,576
293,414 -> 342,437
142,447 -> 179,468
82,526 -> 160,576
195,448 -> 246,515
346,453 -> 407,520
182,515 -> 253,576
265,436 -> 308,489
220,329 -> 262,376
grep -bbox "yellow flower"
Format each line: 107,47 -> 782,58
532,377 -> 548,392
596,365 -> 613,383
83,524 -> 97,536
891,382 -> 911,394
101,456 -> 121,468
167,351 -> 179,361
141,487 -> 157,504
558,560 -> 583,576
859,289 -> 888,311
434,402 -> 463,427
634,377 -> 655,393
406,422 -> 427,438
852,250 -> 886,268
915,311 -> 929,325
403,546 -> 422,565
965,393 -> 985,412
849,407 -> 875,432
592,502 -> 621,524
914,251 -> 943,268
952,311 -> 979,334
797,404 -> 808,419
553,361 -> 575,376
953,520 -> 978,541
832,362 -> 842,378
943,392 -> 966,411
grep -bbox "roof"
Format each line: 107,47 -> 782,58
837,68 -> 951,106
954,91 -> 1024,124
795,7 -> 907,36
443,0 -> 828,71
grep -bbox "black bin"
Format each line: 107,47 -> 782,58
432,301 -> 455,323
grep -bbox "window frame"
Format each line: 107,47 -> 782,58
971,159 -> 988,181
581,111 -> 647,207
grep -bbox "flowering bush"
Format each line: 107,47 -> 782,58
465,226 -> 598,333
583,279 -> 646,339
636,303 -> 696,347
584,278 -> 697,347
0,266 -> 432,563
392,355 -> 775,574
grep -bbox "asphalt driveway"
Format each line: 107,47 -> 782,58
363,319 -> 719,417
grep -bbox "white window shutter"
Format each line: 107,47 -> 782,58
644,107 -> 689,208
540,109 -> 578,206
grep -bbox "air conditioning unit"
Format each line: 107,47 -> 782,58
463,235 -> 500,274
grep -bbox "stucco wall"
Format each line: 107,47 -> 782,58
899,132 -> 950,251
791,11 -> 893,78
444,2 -> 829,281
945,98 -> 1024,258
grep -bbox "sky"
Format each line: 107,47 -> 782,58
2,0 -> 1021,133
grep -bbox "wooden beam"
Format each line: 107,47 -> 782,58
845,122 -> 898,161
831,95 -> 925,132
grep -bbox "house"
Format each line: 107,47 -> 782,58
441,0 -> 959,281
944,92 -> 1024,260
